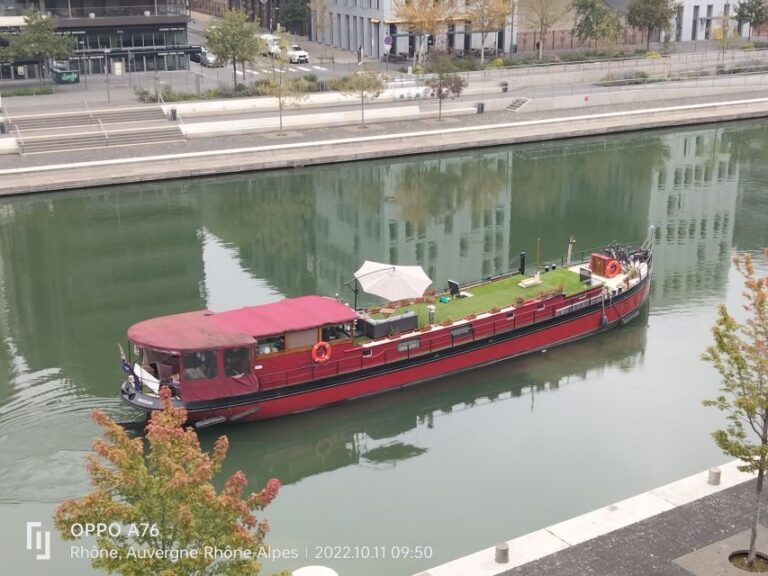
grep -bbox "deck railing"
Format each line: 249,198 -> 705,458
257,281 -> 634,390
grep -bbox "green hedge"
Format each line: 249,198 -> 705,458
0,85 -> 56,97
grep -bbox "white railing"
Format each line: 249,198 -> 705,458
97,118 -> 108,142
15,126 -> 24,150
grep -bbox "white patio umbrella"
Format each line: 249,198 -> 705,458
353,261 -> 432,303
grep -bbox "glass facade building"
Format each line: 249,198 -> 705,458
0,0 -> 194,79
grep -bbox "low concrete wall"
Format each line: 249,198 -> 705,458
0,137 -> 18,155
180,105 -> 476,137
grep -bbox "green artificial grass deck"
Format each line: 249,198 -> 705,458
372,268 -> 586,327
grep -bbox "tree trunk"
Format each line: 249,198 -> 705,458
480,33 -> 486,66
38,60 -> 44,85
748,458 -> 767,567
232,57 -> 237,86
647,27 -> 652,50
538,30 -> 544,59
438,93 -> 443,120
360,92 -> 365,127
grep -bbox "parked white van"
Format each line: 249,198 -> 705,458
259,34 -> 282,56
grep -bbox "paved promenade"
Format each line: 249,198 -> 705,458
1,89 -> 768,196
416,460 -> 761,576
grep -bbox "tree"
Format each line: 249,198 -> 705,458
626,0 -> 675,50
263,37 -> 313,135
394,0 -> 454,64
280,0 -> 310,34
734,0 -> 768,41
714,15 -> 737,58
206,9 -> 262,86
573,0 -> 624,52
54,389 -> 282,575
518,0 -> 571,59
703,253 -> 768,570
465,0 -> 514,65
425,51 -> 468,119
0,9 -> 74,83
340,66 -> 384,127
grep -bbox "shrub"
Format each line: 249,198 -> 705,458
645,50 -> 662,59
596,70 -> 663,86
487,57 -> 505,69
0,85 -> 55,97
414,64 -> 424,74
743,42 -> 756,51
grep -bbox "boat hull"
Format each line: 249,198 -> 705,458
121,267 -> 652,425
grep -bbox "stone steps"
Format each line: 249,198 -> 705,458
20,126 -> 185,154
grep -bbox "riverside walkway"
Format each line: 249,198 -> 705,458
415,460 -> 761,576
1,89 -> 768,196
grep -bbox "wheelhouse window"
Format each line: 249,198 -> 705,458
224,348 -> 250,376
182,350 -> 217,380
321,324 -> 351,341
258,335 -> 285,355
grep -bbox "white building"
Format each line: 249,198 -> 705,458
669,1 -> 750,42
311,0 -> 518,59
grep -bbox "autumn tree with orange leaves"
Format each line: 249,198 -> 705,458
54,389 -> 282,576
394,0 -> 454,64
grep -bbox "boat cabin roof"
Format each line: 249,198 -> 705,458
128,295 -> 358,351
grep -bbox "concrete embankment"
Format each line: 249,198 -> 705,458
414,460 -> 755,576
1,96 -> 768,196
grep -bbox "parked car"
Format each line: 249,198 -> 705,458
286,44 -> 309,64
196,47 -> 223,67
190,48 -> 203,63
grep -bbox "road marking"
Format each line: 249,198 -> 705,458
297,66 -> 311,72
247,70 -> 260,76
287,67 -> 298,72
312,65 -> 328,71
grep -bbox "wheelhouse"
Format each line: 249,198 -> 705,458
125,296 -> 359,402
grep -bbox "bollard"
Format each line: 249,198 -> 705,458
170,108 -> 177,121
476,102 -> 485,114
495,542 -> 509,563
0,121 -> 4,135
708,467 -> 721,486
427,304 -> 436,325
501,81 -> 508,93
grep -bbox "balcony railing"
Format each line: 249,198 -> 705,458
48,5 -> 186,19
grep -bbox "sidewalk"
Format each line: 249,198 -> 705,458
415,461 -> 760,576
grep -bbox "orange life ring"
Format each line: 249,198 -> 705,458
311,341 -> 332,364
605,259 -> 621,278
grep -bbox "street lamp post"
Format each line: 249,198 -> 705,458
78,40 -> 88,91
103,49 -> 110,103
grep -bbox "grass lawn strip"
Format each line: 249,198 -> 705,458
374,269 -> 585,326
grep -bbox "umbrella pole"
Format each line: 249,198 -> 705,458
354,280 -> 358,311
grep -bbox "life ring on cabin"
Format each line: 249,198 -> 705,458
311,341 -> 332,364
605,259 -> 621,278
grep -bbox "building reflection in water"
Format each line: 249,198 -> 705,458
649,128 -> 738,308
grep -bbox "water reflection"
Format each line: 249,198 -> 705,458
214,312 -> 648,489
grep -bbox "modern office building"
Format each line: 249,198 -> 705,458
310,0 -> 517,60
0,0 -> 195,80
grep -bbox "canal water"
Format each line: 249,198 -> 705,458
1,121 -> 767,576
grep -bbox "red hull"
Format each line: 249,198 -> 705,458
174,274 -> 651,424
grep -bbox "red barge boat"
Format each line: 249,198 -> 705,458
120,240 -> 653,428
